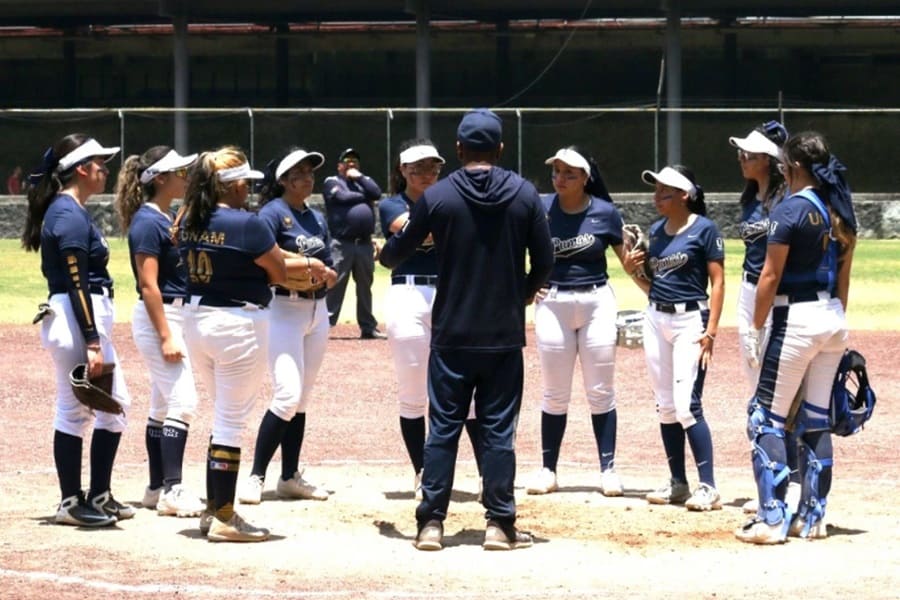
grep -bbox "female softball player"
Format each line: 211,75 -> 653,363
114,145 -> 206,518
624,165 -> 725,511
238,148 -> 337,505
736,131 -> 856,544
729,121 -> 789,392
180,146 -> 286,542
379,139 -> 481,499
22,133 -> 133,527
525,146 -> 628,497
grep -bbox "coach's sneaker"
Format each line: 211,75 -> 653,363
735,517 -> 787,545
525,468 -> 558,495
646,478 -> 691,505
157,484 -> 206,517
685,483 -> 723,511
600,469 -> 624,497
90,490 -> 136,521
198,509 -> 214,536
483,520 -> 533,551
55,494 -> 117,527
142,485 -> 163,509
207,512 -> 270,543
413,520 -> 443,551
237,474 -> 264,505
276,469 -> 329,501
414,469 -> 423,501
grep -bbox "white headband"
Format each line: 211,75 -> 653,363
57,138 -> 120,171
544,148 -> 592,178
218,162 -> 265,182
276,150 -> 325,180
399,145 -> 445,166
139,150 -> 198,184
641,166 -> 697,199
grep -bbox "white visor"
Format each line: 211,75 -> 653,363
544,148 -> 591,178
641,166 -> 697,199
218,162 -> 265,182
399,145 -> 445,166
57,138 -> 120,171
139,150 -> 198,184
276,150 -> 325,179
729,130 -> 782,161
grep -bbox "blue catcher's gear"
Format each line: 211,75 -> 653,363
746,402 -> 792,530
830,349 -> 876,437
794,439 -> 833,538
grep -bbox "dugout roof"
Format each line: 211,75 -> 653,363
0,1 -> 896,27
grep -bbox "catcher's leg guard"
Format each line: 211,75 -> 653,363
794,414 -> 833,538
747,403 -> 791,528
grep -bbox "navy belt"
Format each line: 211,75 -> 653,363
162,296 -> 185,305
391,275 -> 438,286
555,282 -> 606,292
743,272 -> 760,285
89,285 -> 114,299
774,290 -> 832,306
339,236 -> 371,244
274,287 -> 328,300
196,296 -> 267,309
653,300 -> 703,314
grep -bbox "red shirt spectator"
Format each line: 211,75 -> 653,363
6,166 -> 23,194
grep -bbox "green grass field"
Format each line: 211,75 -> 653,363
2,238 -> 898,330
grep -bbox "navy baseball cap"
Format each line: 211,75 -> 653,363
457,109 -> 502,151
339,148 -> 360,162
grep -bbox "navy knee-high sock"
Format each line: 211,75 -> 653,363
161,419 -> 189,491
541,412 -> 567,472
250,409 -> 290,479
590,410 -> 617,471
54,430 -> 83,499
280,413 -> 306,481
685,418 -> 715,487
464,418 -> 482,475
145,419 -> 164,490
209,443 -> 240,520
88,429 -> 121,499
659,422 -> 687,484
400,416 -> 426,473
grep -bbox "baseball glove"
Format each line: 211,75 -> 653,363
622,224 -> 653,280
281,270 -> 325,292
70,363 -> 124,415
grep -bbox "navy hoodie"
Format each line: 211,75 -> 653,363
380,166 -> 554,351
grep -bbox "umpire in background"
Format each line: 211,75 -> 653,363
380,109 -> 554,551
324,148 -> 386,339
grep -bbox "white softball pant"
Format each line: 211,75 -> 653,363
385,281 -> 475,420
642,302 -> 708,428
737,275 -> 772,395
266,295 -> 329,420
757,296 -> 847,424
41,292 -> 130,437
534,284 -> 618,415
131,300 -> 198,424
183,304 -> 269,448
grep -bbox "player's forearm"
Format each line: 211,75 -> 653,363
61,248 -> 100,344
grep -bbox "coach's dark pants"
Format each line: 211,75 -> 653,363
416,348 -> 523,529
326,237 -> 377,332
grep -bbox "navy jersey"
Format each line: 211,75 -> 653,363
767,188 -> 832,296
179,207 -> 276,307
542,193 -> 624,287
127,204 -> 187,300
378,193 -> 437,277
41,194 -> 113,294
257,198 -> 334,267
738,199 -> 769,277
647,215 -> 725,303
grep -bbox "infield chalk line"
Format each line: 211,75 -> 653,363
0,568 -> 561,598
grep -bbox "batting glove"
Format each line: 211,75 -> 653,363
742,327 -> 762,370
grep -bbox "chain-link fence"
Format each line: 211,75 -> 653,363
2,107 -> 899,195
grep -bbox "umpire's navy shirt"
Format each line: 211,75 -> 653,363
323,173 -> 381,240
380,166 -> 554,351
41,193 -> 113,294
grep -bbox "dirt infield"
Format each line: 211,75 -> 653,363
0,324 -> 897,599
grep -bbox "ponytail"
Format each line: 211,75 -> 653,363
257,155 -> 286,207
